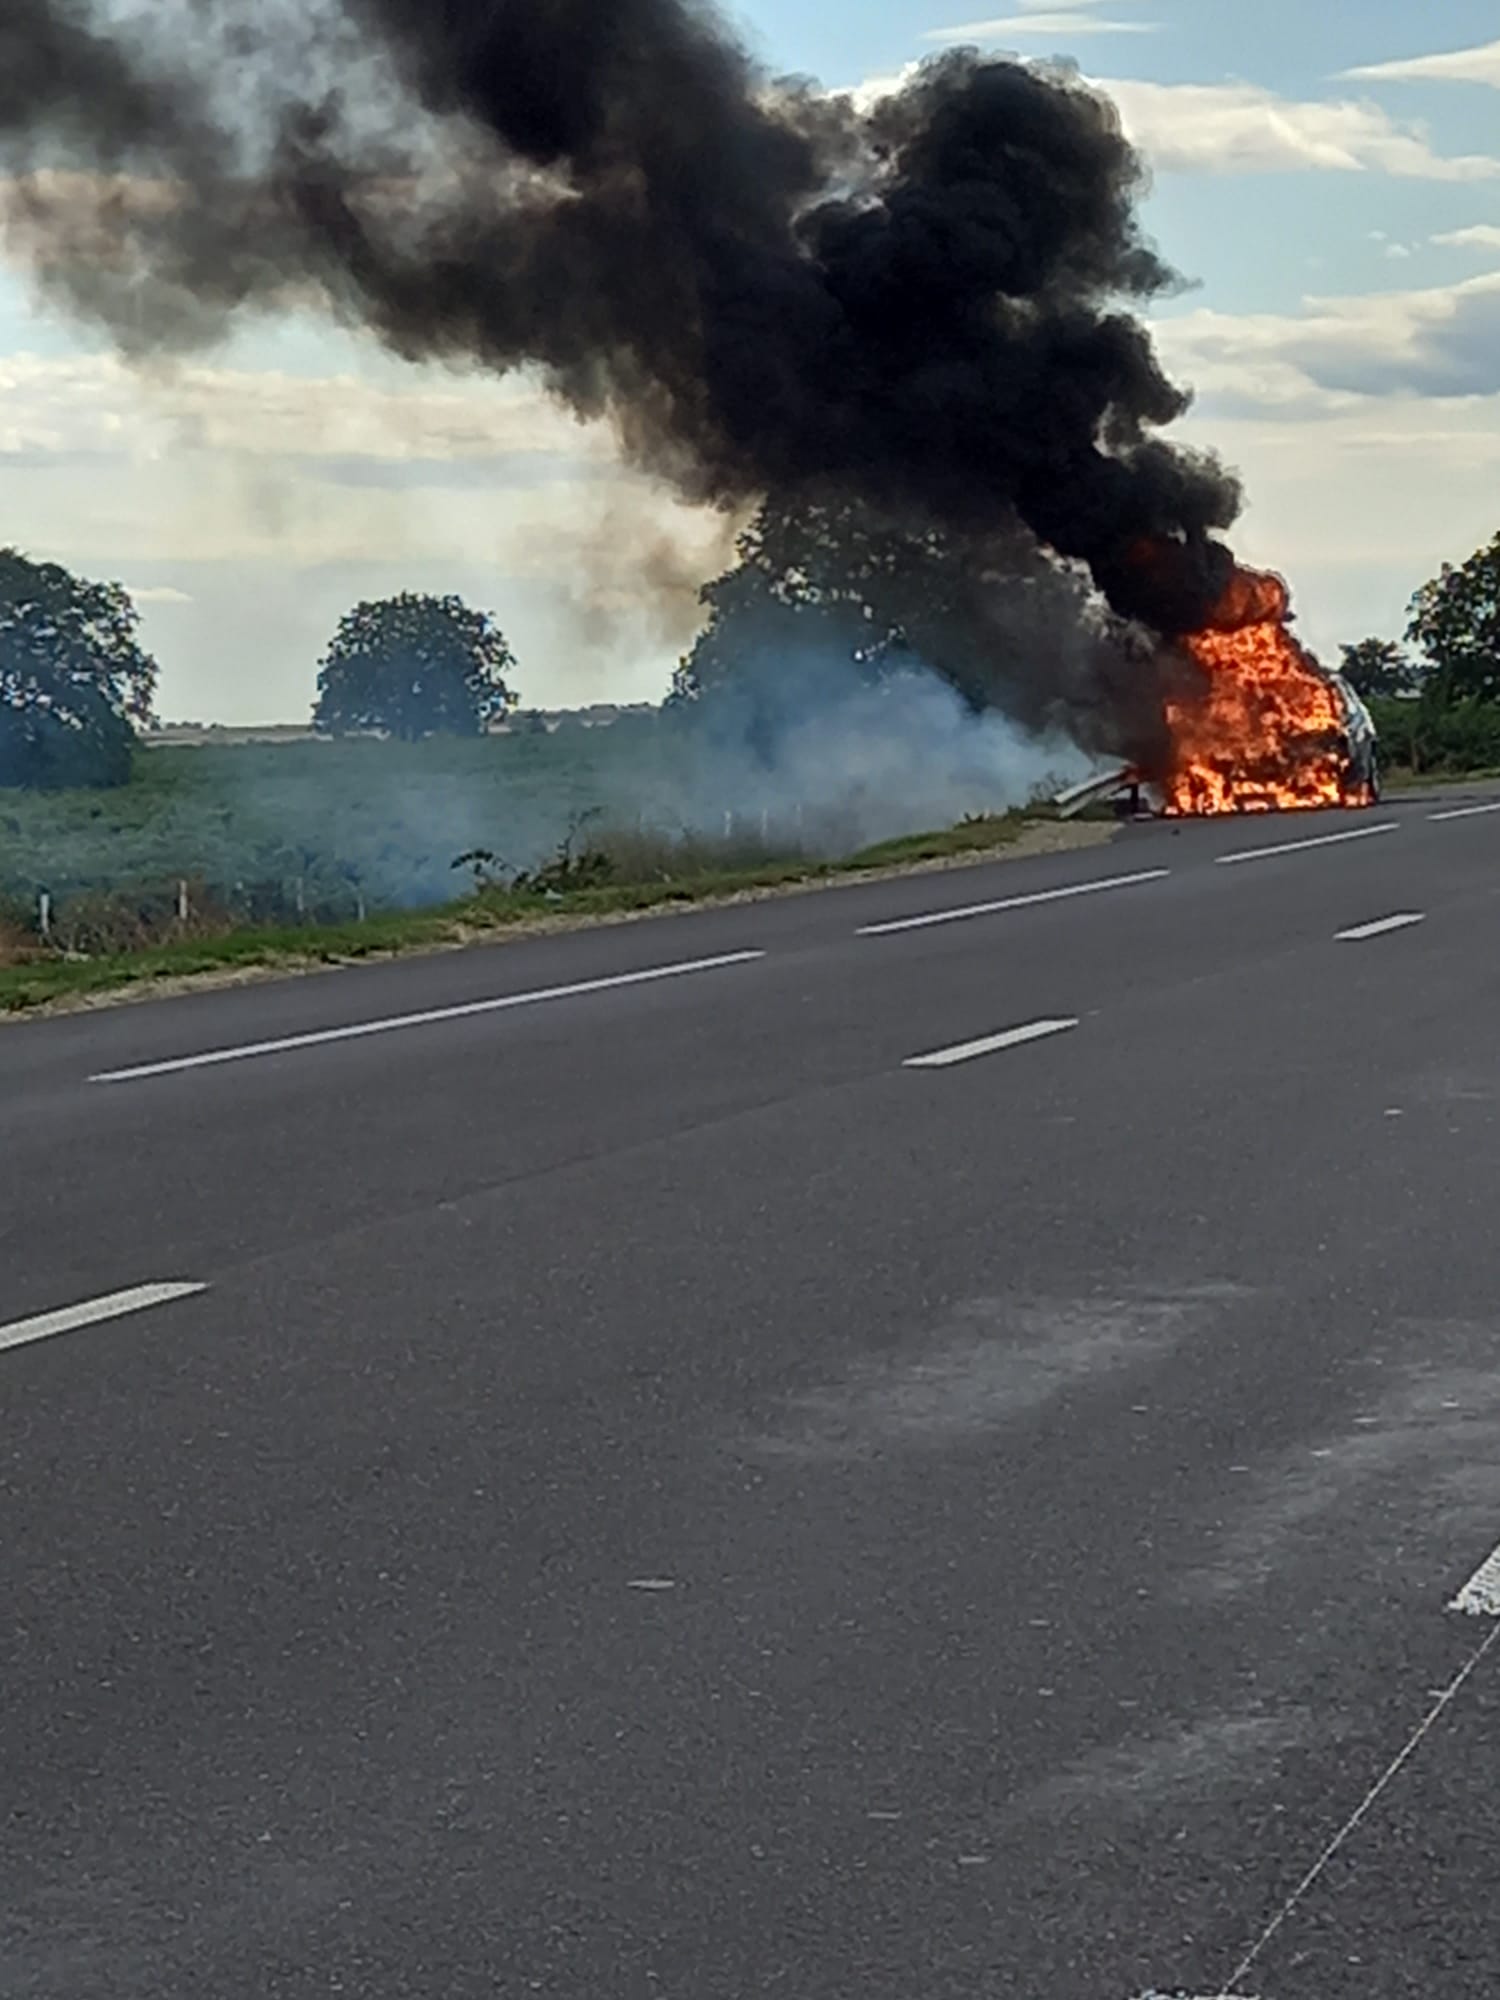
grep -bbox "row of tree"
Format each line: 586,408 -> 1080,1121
0,552 -> 523,788
1339,530 -> 1500,706
2,523 -> 1498,791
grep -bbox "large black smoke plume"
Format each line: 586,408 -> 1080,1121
0,0 -> 1244,762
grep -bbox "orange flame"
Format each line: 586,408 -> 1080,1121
1162,564 -> 1361,816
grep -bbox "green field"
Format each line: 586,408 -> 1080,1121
1,715 -> 1067,948
0,721 -> 774,927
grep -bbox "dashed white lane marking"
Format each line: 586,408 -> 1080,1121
1209,1623 -> 1500,1996
1450,1542 -> 1500,1616
904,1018 -> 1079,1069
1215,821 -> 1400,867
856,869 -> 1169,937
89,951 -> 767,1082
1429,800 -> 1500,822
1335,912 -> 1425,942
0,1282 -> 207,1356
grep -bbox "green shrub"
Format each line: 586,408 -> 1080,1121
1370,695 -> 1500,774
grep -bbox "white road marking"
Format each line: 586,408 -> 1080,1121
1211,1623 -> 1500,1996
90,951 -> 767,1082
1215,822 -> 1400,867
1450,1542 -> 1500,1617
1429,800 -> 1500,822
856,868 -> 1169,937
904,1018 -> 1079,1069
626,1578 -> 677,1592
0,1281 -> 207,1356
1335,912 -> 1425,942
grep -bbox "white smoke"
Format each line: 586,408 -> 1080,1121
654,654 -> 1098,853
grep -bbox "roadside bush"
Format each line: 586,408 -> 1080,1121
45,884 -> 216,956
11,871 -> 373,958
507,817 -> 811,898
1369,695 -> 1500,774
0,890 -> 39,964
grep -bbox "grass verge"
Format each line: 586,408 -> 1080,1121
1382,766 -> 1500,792
0,810 -> 1072,1016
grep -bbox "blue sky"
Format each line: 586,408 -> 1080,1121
2,0 -> 1499,720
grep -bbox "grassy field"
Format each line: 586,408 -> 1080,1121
0,807 -> 1087,1013
0,723 -> 695,921
0,716 -> 1079,945
0,720 -> 1072,928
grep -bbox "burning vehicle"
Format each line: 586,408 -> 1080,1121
1160,565 -> 1381,815
1059,567 -> 1381,820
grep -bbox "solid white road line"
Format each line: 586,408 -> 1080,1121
904,1018 -> 1078,1069
857,869 -> 1169,937
1335,912 -> 1426,942
1450,1543 -> 1500,1617
90,951 -> 767,1082
1429,800 -> 1500,822
0,1281 -> 207,1356
1216,822 -> 1400,867
1211,1623 -> 1500,1997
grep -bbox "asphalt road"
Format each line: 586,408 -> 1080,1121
4,785 -> 1500,1999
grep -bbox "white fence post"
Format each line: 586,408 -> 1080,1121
37,890 -> 51,940
177,879 -> 189,923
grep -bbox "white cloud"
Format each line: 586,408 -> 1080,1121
0,348 -> 725,653
1434,224 -> 1500,251
1098,76 -> 1500,180
1342,38 -> 1500,89
1159,388 -> 1500,658
923,6 -> 1158,43
1141,291 -> 1500,652
0,351 -> 610,469
845,64 -> 921,112
1155,269 -> 1500,409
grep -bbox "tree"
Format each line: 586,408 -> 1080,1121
1407,530 -> 1500,705
1338,637 -> 1422,700
671,495 -> 1155,764
312,593 -> 519,740
0,548 -> 156,789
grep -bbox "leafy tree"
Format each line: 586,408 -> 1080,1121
675,499 -> 976,709
1338,637 -> 1422,700
1407,530 -> 1500,705
312,593 -> 519,740
0,548 -> 156,790
672,495 -> 1152,762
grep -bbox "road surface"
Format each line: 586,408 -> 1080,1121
4,788 -> 1500,1999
